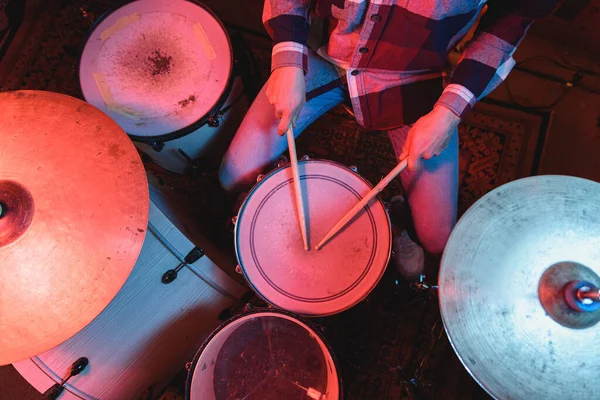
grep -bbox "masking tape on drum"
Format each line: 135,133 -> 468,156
100,12 -> 141,40
92,72 -> 143,120
193,23 -> 216,60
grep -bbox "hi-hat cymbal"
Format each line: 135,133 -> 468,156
439,175 -> 600,399
0,91 -> 149,365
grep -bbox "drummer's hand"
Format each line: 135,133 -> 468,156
266,66 -> 306,136
399,105 -> 461,171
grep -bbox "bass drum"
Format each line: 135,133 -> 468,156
13,186 -> 248,400
79,0 -> 249,173
186,309 -> 342,400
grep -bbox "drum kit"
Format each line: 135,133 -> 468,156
1,1 -> 599,400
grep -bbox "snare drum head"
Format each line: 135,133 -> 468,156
235,160 -> 391,316
79,0 -> 231,138
187,311 -> 340,400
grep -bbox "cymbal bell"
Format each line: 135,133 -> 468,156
439,175 -> 600,400
0,91 -> 149,365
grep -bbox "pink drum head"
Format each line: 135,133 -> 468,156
235,160 -> 391,316
79,0 -> 231,138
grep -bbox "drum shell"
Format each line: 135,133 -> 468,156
185,309 -> 343,400
13,189 -> 248,400
134,76 -> 249,174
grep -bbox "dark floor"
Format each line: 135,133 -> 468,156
1,1 -> 599,399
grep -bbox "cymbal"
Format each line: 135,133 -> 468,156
0,91 -> 149,365
439,175 -> 600,400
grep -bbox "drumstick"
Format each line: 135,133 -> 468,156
286,126 -> 310,251
314,158 -> 408,250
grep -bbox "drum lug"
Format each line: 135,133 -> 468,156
235,265 -> 242,274
150,141 -> 164,152
301,155 -> 310,161
256,174 -> 264,183
207,115 -> 220,127
162,247 -> 204,284
277,159 -> 287,168
383,201 -> 390,213
185,362 -> 193,371
391,250 -> 395,259
231,216 -> 237,225
350,165 -> 358,173
42,357 -> 89,400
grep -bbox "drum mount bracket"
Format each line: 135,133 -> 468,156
42,357 -> 88,400
161,247 -> 205,284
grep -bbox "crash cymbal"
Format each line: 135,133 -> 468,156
439,175 -> 600,400
0,91 -> 149,365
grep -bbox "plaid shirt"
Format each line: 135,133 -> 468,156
263,0 -> 557,129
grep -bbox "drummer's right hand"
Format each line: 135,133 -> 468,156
266,66 -> 306,136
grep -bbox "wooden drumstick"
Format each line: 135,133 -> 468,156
286,126 -> 310,251
314,158 -> 408,251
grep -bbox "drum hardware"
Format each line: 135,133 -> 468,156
235,265 -> 242,274
256,173 -> 265,183
151,141 -> 165,152
564,280 -> 600,312
411,275 -> 438,294
349,165 -> 358,173
42,357 -> 88,400
162,246 -> 205,284
302,155 -> 311,161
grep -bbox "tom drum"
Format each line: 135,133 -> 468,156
79,0 -> 248,173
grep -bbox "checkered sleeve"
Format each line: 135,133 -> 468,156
436,0 -> 558,118
263,0 -> 311,74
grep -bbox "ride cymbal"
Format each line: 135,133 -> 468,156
439,175 -> 600,399
0,91 -> 149,365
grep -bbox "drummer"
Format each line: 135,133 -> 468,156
219,1 -> 557,279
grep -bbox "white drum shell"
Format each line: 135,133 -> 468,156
134,77 -> 249,173
13,191 -> 247,400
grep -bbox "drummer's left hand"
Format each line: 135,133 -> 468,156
399,105 -> 461,171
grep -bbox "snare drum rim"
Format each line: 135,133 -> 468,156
77,0 -> 235,143
184,307 -> 345,400
234,159 -> 392,317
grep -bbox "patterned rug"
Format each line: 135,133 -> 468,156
0,1 -> 549,399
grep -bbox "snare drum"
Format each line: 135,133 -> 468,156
186,309 -> 342,400
79,0 -> 248,173
13,187 -> 248,400
234,160 -> 392,316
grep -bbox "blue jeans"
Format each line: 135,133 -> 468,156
220,54 -> 458,254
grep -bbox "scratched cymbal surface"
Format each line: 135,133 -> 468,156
0,90 -> 149,365
439,175 -> 600,399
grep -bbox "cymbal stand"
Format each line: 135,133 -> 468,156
411,275 -> 439,296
